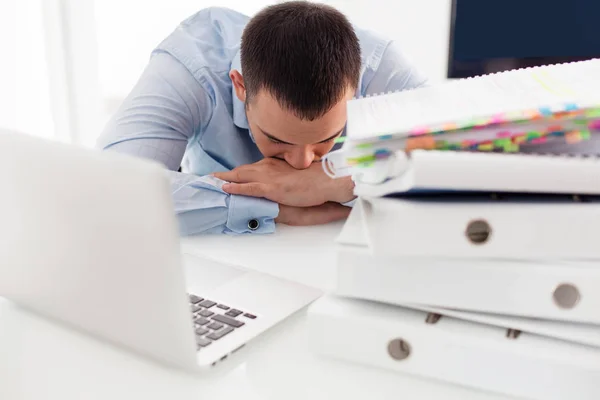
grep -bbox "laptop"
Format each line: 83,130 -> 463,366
0,131 -> 321,371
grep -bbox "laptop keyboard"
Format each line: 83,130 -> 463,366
189,294 -> 257,351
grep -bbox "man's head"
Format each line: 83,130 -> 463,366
230,1 -> 361,169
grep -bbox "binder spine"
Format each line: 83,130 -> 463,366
308,295 -> 600,400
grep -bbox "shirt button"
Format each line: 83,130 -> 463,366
247,219 -> 260,231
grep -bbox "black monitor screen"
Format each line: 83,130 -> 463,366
448,0 -> 600,78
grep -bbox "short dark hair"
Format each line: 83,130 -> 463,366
241,1 -> 361,121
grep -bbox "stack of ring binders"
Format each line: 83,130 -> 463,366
310,58 -> 600,400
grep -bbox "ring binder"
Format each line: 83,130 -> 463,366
425,313 -> 442,324
322,59 -> 600,181
387,338 -> 411,361
465,219 -> 492,245
308,295 -> 600,400
506,329 -> 522,339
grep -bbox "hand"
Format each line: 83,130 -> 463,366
275,203 -> 351,226
213,158 -> 355,207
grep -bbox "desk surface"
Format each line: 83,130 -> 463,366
0,223 -> 511,400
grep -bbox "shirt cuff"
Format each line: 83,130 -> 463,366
342,198 -> 358,207
225,194 -> 279,234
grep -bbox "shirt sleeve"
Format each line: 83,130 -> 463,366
96,52 -> 279,236
365,41 -> 429,94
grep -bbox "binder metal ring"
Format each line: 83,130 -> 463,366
465,219 -> 492,245
387,338 -> 411,361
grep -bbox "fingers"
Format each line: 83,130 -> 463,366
222,182 -> 270,198
213,167 -> 256,183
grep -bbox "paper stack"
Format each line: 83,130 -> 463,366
308,59 -> 600,400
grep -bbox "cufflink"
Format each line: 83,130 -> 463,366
247,219 -> 260,231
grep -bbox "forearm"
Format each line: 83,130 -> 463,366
168,171 -> 279,236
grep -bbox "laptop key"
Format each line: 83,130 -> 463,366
207,326 -> 234,341
212,314 -> 245,328
191,304 -> 202,313
195,317 -> 210,326
216,304 -> 230,310
189,295 -> 203,304
225,309 -> 243,317
207,322 -> 224,330
196,336 -> 212,347
198,300 -> 216,308
195,327 -> 209,336
243,313 -> 257,319
198,309 -> 214,318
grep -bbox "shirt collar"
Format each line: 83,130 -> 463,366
230,50 -> 249,130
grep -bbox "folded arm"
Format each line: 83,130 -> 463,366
96,52 -> 278,235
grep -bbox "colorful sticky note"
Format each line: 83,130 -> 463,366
581,129 -> 591,140
442,123 -> 458,131
410,127 -> 430,136
564,103 -> 578,111
565,131 -> 582,144
589,120 -> 600,130
503,143 -> 520,152
374,149 -> 391,159
525,109 -> 541,119
405,136 -> 436,151
539,107 -> 553,116
514,135 -> 527,144
586,108 -> 600,118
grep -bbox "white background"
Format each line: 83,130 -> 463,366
2,0 -> 452,145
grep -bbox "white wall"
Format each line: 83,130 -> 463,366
95,1 -> 275,105
0,0 -> 55,138
317,0 -> 452,83
95,0 -> 451,110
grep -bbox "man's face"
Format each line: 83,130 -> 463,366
231,70 -> 353,170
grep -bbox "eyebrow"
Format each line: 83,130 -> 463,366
260,127 -> 344,145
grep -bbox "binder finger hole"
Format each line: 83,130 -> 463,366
387,338 -> 411,361
553,283 -> 581,309
465,219 -> 492,244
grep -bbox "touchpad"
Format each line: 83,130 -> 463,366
181,253 -> 246,294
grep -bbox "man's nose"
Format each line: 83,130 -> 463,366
285,147 -> 315,169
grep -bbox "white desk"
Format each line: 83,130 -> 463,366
0,223 -> 512,400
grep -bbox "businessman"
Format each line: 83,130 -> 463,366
97,1 -> 427,235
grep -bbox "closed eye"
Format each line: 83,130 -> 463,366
319,136 -> 336,144
268,137 -> 286,144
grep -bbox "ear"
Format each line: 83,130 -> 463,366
229,70 -> 246,102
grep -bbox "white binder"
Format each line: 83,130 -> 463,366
335,199 -> 600,324
307,295 -> 600,400
352,194 -> 600,261
350,149 -> 600,196
407,304 -> 600,348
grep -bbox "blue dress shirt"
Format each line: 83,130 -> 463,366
96,7 -> 428,236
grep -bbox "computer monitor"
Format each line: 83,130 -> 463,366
447,0 -> 600,78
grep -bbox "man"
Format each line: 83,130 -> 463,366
97,1 -> 427,235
